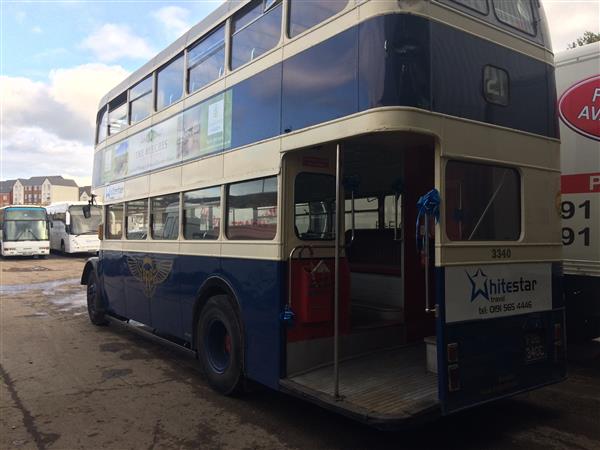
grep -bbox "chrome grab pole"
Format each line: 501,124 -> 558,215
424,214 -> 436,314
334,143 -> 341,399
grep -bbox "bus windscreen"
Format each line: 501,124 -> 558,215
2,208 -> 48,242
69,206 -> 102,235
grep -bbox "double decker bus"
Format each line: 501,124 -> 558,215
82,0 -> 565,427
0,205 -> 50,257
46,202 -> 103,254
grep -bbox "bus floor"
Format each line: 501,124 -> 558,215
280,344 -> 439,425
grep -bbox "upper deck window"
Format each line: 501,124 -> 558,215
492,0 -> 536,35
449,0 -> 488,14
227,177 -> 277,240
108,93 -> 128,136
231,0 -> 282,70
97,107 -> 108,143
288,0 -> 347,38
130,76 -> 153,124
157,54 -> 184,110
445,160 -> 520,241
188,25 -> 225,93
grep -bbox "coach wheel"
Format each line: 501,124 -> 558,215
86,271 -> 108,326
197,295 -> 243,395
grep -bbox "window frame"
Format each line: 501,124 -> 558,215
108,93 -> 128,136
294,172 -> 336,241
287,0 -> 349,39
226,176 -> 278,241
129,75 -> 154,125
182,185 -> 222,241
156,53 -> 185,111
186,24 -> 226,94
150,193 -> 180,240
345,196 -> 380,231
444,159 -> 522,242
491,0 -> 537,36
230,0 -> 283,71
125,199 -> 149,241
105,203 -> 124,240
448,0 -> 489,15
96,106 -> 108,144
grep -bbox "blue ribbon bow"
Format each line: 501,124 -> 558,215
416,188 -> 440,250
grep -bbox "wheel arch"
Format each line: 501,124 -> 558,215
192,276 -> 244,352
80,257 -> 99,285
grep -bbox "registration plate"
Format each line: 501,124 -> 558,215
524,332 -> 546,363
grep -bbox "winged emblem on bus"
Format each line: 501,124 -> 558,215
127,256 -> 173,299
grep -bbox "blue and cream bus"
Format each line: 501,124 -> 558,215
82,0 -> 565,427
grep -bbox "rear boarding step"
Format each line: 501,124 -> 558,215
280,345 -> 440,429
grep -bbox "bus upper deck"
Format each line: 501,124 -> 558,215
83,0 -> 565,427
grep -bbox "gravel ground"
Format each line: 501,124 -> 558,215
1,254 -> 599,450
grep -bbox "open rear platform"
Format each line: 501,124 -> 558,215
280,345 -> 439,427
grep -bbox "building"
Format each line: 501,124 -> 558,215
79,186 -> 92,202
2,176 -> 80,205
0,180 -> 16,206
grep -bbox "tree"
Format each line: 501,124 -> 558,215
567,31 -> 600,49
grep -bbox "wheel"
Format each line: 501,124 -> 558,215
86,271 -> 108,326
197,295 -> 243,395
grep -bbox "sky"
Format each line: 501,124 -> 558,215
1,0 -> 599,187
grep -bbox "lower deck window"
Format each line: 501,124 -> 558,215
227,177 -> 277,240
126,200 -> 148,240
295,172 -> 335,240
151,194 -> 179,240
345,197 -> 379,230
445,160 -> 520,241
106,204 -> 123,239
183,187 -> 221,240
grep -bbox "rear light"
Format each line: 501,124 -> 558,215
554,322 -> 563,362
448,364 -> 461,392
447,343 -> 458,363
554,323 -> 562,341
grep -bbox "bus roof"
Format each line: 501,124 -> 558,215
555,41 -> 600,66
99,0 -> 245,109
1,205 -> 46,210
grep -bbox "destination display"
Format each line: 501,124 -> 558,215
93,92 -> 232,187
444,263 -> 552,323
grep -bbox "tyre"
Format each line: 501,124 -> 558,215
197,295 -> 243,395
86,271 -> 108,326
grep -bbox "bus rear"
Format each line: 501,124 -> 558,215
0,206 -> 50,257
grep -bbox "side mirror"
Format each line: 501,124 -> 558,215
98,223 -> 104,241
82,205 -> 91,219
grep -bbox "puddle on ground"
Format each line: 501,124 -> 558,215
51,291 -> 86,311
3,265 -> 51,272
1,278 -> 86,316
0,278 -> 80,295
